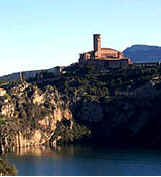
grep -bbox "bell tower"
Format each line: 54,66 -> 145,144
93,34 -> 101,58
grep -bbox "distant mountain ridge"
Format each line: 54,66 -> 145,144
123,44 -> 161,62
0,67 -> 61,82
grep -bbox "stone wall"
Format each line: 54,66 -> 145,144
79,59 -> 129,69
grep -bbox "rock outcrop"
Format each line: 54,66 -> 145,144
0,82 -> 91,152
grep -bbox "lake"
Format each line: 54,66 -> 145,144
3,144 -> 161,176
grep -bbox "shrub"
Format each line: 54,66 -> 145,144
3,94 -> 10,100
0,158 -> 17,176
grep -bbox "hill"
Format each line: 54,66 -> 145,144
123,44 -> 161,62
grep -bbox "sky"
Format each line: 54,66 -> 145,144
0,0 -> 161,76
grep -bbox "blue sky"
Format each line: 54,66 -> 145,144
0,0 -> 161,76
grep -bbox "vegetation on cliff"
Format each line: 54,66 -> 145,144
26,63 -> 161,146
1,63 -> 161,150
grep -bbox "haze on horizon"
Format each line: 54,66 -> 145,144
0,0 -> 161,76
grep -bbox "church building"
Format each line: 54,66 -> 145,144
79,34 -> 131,68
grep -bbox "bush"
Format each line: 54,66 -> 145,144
3,94 -> 10,100
0,158 -> 17,176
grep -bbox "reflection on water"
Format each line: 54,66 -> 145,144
13,144 -> 93,158
4,144 -> 161,176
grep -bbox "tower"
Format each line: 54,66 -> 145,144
93,34 -> 101,58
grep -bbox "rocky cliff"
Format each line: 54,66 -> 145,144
0,81 -> 91,152
1,64 -> 161,151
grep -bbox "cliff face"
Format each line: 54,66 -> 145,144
1,64 -> 161,151
72,93 -> 161,146
0,82 -> 90,151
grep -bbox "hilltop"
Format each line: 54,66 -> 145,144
1,44 -> 161,83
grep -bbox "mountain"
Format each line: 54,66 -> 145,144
123,44 -> 161,62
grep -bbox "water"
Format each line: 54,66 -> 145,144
3,145 -> 161,176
